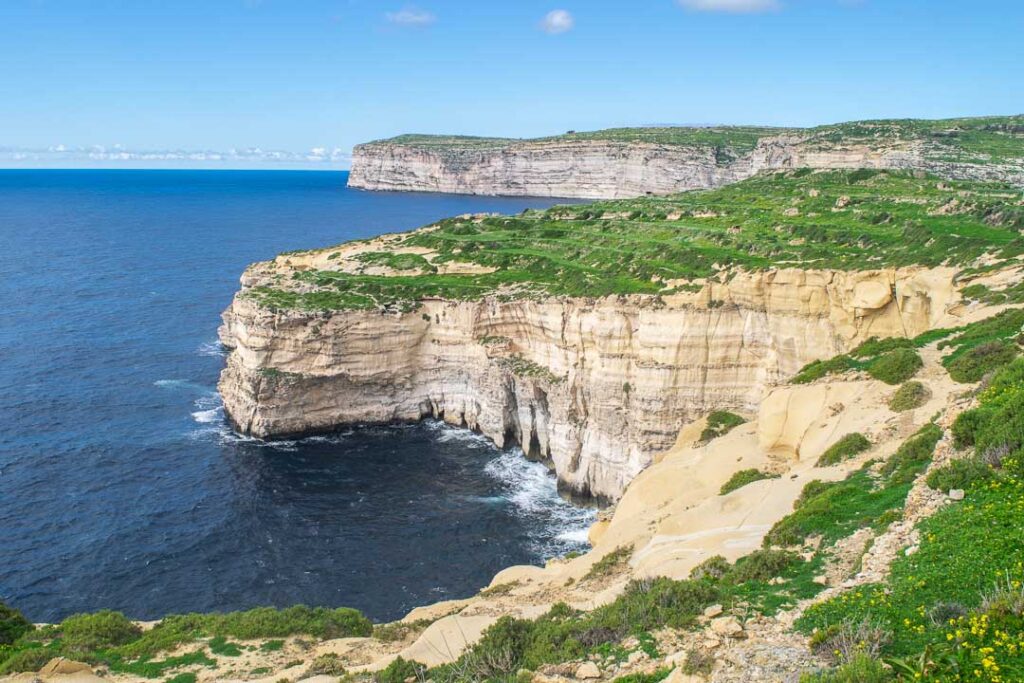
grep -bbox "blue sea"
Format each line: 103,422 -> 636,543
0,170 -> 594,623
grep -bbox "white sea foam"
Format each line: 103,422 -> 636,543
197,340 -> 227,357
484,449 -> 596,556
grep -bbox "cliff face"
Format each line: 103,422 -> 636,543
218,265 -> 961,501
347,135 -> 1024,199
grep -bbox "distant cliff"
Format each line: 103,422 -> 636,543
348,116 -> 1024,198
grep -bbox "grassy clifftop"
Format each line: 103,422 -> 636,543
364,115 -> 1024,163
250,169 -> 1024,313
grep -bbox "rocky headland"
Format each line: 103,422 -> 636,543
348,116 -> 1024,198
5,159 -> 1024,682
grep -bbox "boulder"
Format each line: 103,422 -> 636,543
949,488 -> 965,501
709,616 -> 744,638
703,603 -> 724,618
39,658 -> 94,676
576,661 -> 601,679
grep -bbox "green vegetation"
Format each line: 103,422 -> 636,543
207,635 -> 242,657
925,457 -> 994,492
247,170 -> 1024,312
164,674 -> 198,683
866,349 -> 923,385
584,546 -> 633,581
764,424 -> 941,548
817,433 -> 872,467
700,410 -> 745,442
0,603 -> 31,646
937,308 -> 1024,382
372,115 -> 1024,163
797,357 -> 1024,681
355,250 -> 437,273
0,604 -> 372,676
888,381 -> 929,412
720,468 -> 780,495
302,652 -> 347,677
60,610 -> 141,655
376,656 -> 427,683
800,653 -> 891,683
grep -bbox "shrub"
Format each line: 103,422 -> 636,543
583,546 -> 632,581
720,468 -> 779,495
681,647 -> 714,675
165,674 -> 197,683
700,411 -> 745,442
0,602 -> 32,646
925,457 -> 994,492
866,349 -> 923,385
951,408 -> 989,449
817,433 -> 872,467
689,555 -> 730,581
724,549 -> 800,584
60,610 -> 141,655
376,656 -> 426,683
879,423 -> 942,485
302,653 -> 346,677
808,620 -> 890,665
208,635 -> 242,657
794,480 -> 832,508
946,340 -> 1019,383
851,336 -> 915,358
888,381 -> 929,412
0,646 -> 55,674
792,355 -> 858,384
799,653 -> 892,682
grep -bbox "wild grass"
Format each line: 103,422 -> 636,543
247,170 -> 1024,312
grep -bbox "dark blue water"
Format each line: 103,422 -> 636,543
0,170 -> 593,623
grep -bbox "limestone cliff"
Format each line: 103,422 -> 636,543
218,264 -> 962,501
348,117 -> 1024,198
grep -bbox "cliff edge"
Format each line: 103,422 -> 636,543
348,116 -> 1024,198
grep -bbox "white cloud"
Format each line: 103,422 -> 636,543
385,6 -> 436,26
540,9 -> 574,34
677,0 -> 780,13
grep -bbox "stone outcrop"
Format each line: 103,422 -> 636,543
348,134 -> 1024,199
218,265 -> 962,501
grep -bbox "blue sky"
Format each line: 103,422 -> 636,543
1,0 -> 1022,165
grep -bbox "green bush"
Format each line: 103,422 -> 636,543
951,408 -> 989,449
376,656 -> 426,683
866,349 -> 923,385
0,645 -> 55,674
817,433 -> 872,467
888,381 -> 929,412
879,423 -> 943,485
0,602 -> 32,646
794,480 -> 832,508
723,549 -> 800,584
925,457 -> 994,492
302,653 -> 346,677
689,555 -> 730,581
60,610 -> 141,655
946,340 -> 1019,383
720,468 -> 779,495
700,411 -> 745,442
791,355 -> 858,384
583,546 -> 633,581
164,674 -> 197,683
799,653 -> 892,682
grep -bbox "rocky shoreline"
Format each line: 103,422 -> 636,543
217,264 -> 960,501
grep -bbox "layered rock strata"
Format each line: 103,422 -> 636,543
348,136 -> 1024,198
218,265 -> 961,501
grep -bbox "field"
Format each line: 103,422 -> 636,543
250,169 -> 1024,312
362,115 -> 1024,163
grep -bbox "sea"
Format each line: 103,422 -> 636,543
0,169 -> 594,623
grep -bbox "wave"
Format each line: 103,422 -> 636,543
484,449 -> 595,557
197,340 -> 227,358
